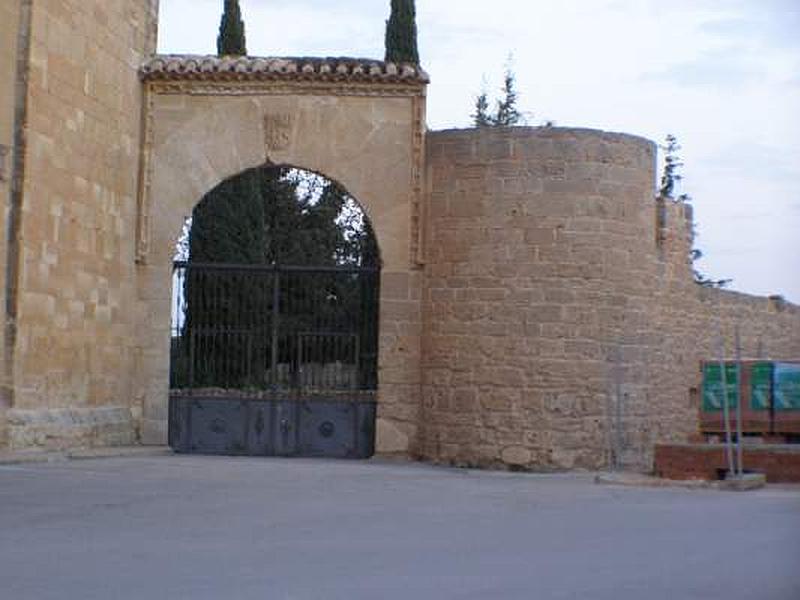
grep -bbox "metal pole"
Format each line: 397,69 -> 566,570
735,325 -> 744,477
718,318 -> 735,478
604,353 -> 616,471
614,345 -> 624,471
187,269 -> 195,392
270,267 -> 280,387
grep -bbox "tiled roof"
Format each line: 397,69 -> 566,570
141,55 -> 429,84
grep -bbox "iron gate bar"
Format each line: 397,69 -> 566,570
173,261 -> 379,274
271,268 -> 280,387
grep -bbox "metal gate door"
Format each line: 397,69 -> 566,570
168,262 -> 379,458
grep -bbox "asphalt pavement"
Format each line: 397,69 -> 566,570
1,454 -> 798,599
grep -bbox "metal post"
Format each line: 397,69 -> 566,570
353,334 -> 360,392
188,330 -> 196,392
718,321 -> 735,478
297,333 -> 304,391
613,345 -> 624,471
187,267 -> 195,392
270,267 -> 280,388
735,325 -> 744,477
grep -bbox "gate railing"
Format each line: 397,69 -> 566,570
170,262 -> 380,394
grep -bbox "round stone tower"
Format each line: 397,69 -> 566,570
420,126 -> 662,470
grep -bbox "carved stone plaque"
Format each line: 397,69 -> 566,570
264,113 -> 294,152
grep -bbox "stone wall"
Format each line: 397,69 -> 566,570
5,0 -> 159,449
420,127 -> 800,471
136,59 -> 428,453
0,0 -> 22,444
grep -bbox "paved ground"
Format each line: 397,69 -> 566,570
1,455 -> 798,600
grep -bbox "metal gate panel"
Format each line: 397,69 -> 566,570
169,263 -> 380,459
245,401 -> 274,455
168,395 -> 189,453
298,400 -> 357,458
187,398 -> 248,455
355,401 -> 377,459
273,401 -> 299,456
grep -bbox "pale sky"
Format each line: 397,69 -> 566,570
158,0 -> 800,303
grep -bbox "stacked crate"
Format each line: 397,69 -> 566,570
774,362 -> 800,436
700,360 -> 800,438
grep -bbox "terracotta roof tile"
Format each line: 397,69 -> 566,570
141,55 -> 429,85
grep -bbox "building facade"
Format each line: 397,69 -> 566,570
1,0 -> 798,470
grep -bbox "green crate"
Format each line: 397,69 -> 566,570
774,362 -> 800,411
702,363 -> 740,412
750,361 -> 773,411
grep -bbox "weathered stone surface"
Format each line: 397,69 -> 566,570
7,406 -> 136,450
0,0 -> 20,446
500,446 -> 532,466
375,418 -> 410,455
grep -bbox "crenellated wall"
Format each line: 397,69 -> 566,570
420,127 -> 800,471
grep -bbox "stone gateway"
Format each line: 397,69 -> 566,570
1,0 -> 798,471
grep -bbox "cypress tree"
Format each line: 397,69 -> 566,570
657,135 -> 731,287
181,167 -> 381,388
384,0 -> 420,64
659,134 -> 683,198
217,0 -> 247,56
493,68 -> 522,127
472,92 -> 491,127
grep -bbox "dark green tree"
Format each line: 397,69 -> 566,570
217,0 -> 247,56
471,64 -> 527,127
472,92 -> 491,127
659,134 -> 683,198
658,135 -> 731,288
492,67 -> 523,126
385,0 -> 420,64
176,167 -> 381,390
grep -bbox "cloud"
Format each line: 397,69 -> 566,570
701,142 -> 800,184
700,2 -> 800,49
641,48 -> 767,88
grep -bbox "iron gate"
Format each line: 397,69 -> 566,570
168,262 -> 380,458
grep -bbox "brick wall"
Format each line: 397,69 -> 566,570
655,444 -> 800,483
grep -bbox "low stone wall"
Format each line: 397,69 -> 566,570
7,406 -> 137,451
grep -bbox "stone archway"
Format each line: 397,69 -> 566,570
134,56 -> 428,456
168,164 -> 381,457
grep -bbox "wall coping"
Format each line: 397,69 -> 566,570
428,125 -> 655,149
141,54 -> 430,86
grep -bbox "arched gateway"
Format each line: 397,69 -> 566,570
135,56 -> 428,456
169,166 -> 381,457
